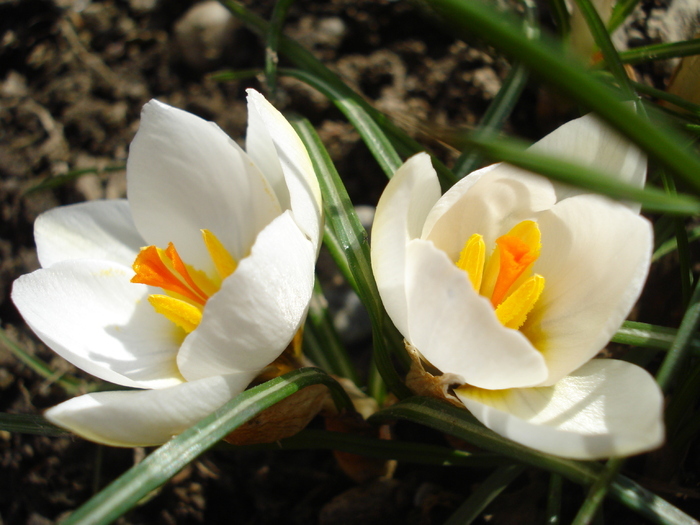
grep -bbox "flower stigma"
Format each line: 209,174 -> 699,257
456,220 -> 544,330
131,229 -> 237,334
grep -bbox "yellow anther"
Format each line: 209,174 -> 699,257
132,230 -> 237,334
455,220 -> 545,331
456,233 -> 485,291
494,274 -> 545,330
148,295 -> 203,333
202,229 -> 237,280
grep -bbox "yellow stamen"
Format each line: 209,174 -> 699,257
455,220 -> 544,331
490,220 -> 541,307
202,229 -> 237,280
456,233 -> 485,291
148,295 -> 203,333
494,274 -> 545,329
132,230 -> 238,333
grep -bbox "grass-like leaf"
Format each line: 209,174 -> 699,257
305,280 -> 362,385
0,325 -> 84,395
290,116 -> 411,400
62,368 -> 351,525
572,0 -> 634,97
370,396 -> 697,524
221,0 -> 459,189
613,321 -> 700,355
0,413 -> 69,436
264,0 -> 295,97
656,278 -> 700,392
444,464 -> 525,525
618,39 -> 700,65
608,0 -> 643,32
448,133 -> 700,215
229,428 -> 509,467
281,68 -> 402,178
25,165 -> 125,194
425,0 -> 700,195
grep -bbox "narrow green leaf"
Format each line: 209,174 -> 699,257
0,325 -> 84,395
444,464 -> 525,525
62,368 -> 350,525
453,0 -> 536,178
656,279 -> 700,393
453,62 -> 530,178
660,172 -> 693,305
306,279 -> 362,385
289,116 -> 411,400
451,133 -> 700,215
424,0 -> 700,195
25,165 -> 125,194
370,396 -> 697,524
370,396 -> 596,481
633,80 -> 700,116
608,0 -> 643,32
546,474 -> 563,525
572,457 -> 625,525
664,360 -> 700,443
221,1 -> 458,189
617,39 -> 700,65
572,0 -> 633,97
265,0 -> 296,97
546,0 -> 571,37
230,428 -> 509,468
281,68 -> 402,178
207,68 -> 262,82
612,321 -> 700,355
0,413 -> 69,437
653,224 -> 700,261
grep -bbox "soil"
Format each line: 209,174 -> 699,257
1,0 -> 698,523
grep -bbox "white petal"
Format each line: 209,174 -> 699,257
45,373 -> 255,446
455,359 -> 665,459
177,211 -> 315,381
526,194 -> 653,384
404,239 -> 548,390
530,111 -> 647,208
35,200 -> 144,268
127,99 -> 281,271
423,166 -> 556,262
246,89 -> 323,250
371,153 -> 441,337
12,260 -> 184,389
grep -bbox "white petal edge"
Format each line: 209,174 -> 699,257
35,200 -> 144,269
371,153 -> 441,338
422,165 -> 557,262
529,111 -> 647,209
45,372 -> 256,446
455,359 -> 665,460
12,259 -> 184,389
246,89 -> 323,251
177,210 -> 315,381
525,194 -> 653,384
127,99 -> 281,270
404,239 -> 548,390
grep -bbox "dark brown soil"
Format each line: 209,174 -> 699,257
1,0 -> 698,523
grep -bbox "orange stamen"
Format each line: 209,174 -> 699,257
131,245 -> 207,306
490,221 -> 541,307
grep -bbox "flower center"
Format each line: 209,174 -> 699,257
131,230 -> 237,334
456,220 -> 545,330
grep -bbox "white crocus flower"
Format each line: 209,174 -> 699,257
371,113 -> 664,459
12,89 -> 322,447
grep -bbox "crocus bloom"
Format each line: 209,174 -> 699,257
371,113 -> 664,459
12,89 -> 322,447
